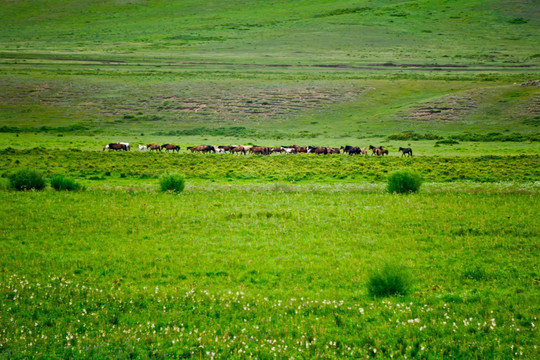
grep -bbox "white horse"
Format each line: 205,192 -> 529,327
117,142 -> 131,151
284,147 -> 296,154
138,144 -> 147,151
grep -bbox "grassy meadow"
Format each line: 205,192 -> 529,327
1,0 -> 539,358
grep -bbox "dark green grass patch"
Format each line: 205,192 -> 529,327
367,263 -> 413,297
50,174 -> 82,191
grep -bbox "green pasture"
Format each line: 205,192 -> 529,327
1,0 -> 539,358
1,189 -> 539,358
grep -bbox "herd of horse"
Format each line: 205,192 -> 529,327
103,142 -> 414,156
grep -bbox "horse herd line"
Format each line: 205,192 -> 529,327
103,143 -> 413,156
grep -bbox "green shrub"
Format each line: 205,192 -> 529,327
8,168 -> 46,191
160,173 -> 185,192
50,175 -> 82,191
387,169 -> 423,194
367,263 -> 412,297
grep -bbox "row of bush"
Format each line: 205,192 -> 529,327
6,168 -> 189,193
7,167 -> 422,194
387,131 -> 443,140
7,168 -> 83,191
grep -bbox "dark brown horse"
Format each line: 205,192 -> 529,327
309,146 -> 328,155
147,144 -> 161,151
162,144 -> 181,153
293,145 -> 308,153
219,145 -> 236,153
399,147 -> 413,156
188,145 -> 215,153
104,143 -> 127,151
251,146 -> 271,155
369,145 -> 385,156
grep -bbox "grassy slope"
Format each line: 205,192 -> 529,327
0,0 -> 539,143
1,0 -> 539,64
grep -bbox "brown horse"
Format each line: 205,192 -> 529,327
251,146 -> 271,155
188,145 -> 215,153
369,145 -> 384,156
162,144 -> 181,153
219,145 -> 236,153
231,145 -> 246,155
309,146 -> 328,155
147,144 -> 161,151
292,145 -> 308,153
327,147 -> 340,154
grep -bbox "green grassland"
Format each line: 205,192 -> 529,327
1,190 -> 539,358
1,0 -> 539,359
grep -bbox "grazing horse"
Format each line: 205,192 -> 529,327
328,147 -> 340,154
369,145 -> 384,156
162,144 -> 181,153
117,142 -> 130,151
360,147 -> 368,155
138,144 -> 147,151
292,145 -> 308,153
219,145 -> 236,153
104,143 -> 127,151
231,145 -> 246,155
147,144 -> 161,151
380,148 -> 389,156
251,146 -> 271,155
309,146 -> 328,155
283,147 -> 297,154
341,145 -> 361,155
188,145 -> 215,153
399,147 -> 413,157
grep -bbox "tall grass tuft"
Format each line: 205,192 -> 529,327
159,173 -> 185,192
50,175 -> 82,191
8,168 -> 46,191
367,263 -> 412,298
387,169 -> 423,194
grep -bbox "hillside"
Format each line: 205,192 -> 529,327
0,0 -> 539,144
1,0 -> 539,65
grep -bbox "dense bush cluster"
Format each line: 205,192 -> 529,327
387,169 -> 423,194
159,173 -> 185,192
8,168 -> 46,191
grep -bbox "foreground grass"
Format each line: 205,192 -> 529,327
0,189 -> 538,358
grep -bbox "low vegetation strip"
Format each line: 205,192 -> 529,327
1,148 -> 538,183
